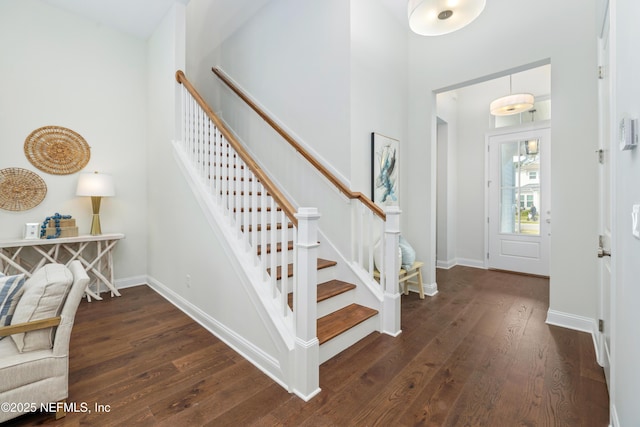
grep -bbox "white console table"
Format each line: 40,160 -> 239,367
0,233 -> 125,301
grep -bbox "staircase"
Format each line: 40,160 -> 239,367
231,171 -> 380,363
174,70 -> 401,400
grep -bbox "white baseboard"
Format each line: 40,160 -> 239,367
405,282 -> 439,297
435,258 -> 485,270
545,309 -> 601,371
436,259 -> 456,269
115,275 -> 147,289
144,275 -> 290,392
455,257 -> 486,269
545,309 -> 596,334
610,403 -> 619,427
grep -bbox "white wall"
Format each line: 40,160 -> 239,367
146,3 -> 282,359
436,93 -> 458,268
612,0 -> 640,424
407,0 -> 599,320
350,0 -> 408,196
187,0 -> 351,179
0,0 -> 148,279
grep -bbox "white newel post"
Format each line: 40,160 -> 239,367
382,206 -> 402,336
293,207 -> 321,400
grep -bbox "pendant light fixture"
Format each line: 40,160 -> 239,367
490,75 -> 535,116
408,0 -> 486,36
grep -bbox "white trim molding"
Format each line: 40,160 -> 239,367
145,275 -> 291,393
545,309 -> 596,334
546,309 -> 601,363
405,282 -> 438,297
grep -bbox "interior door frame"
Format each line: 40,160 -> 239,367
596,0 -> 615,390
484,120 -> 551,274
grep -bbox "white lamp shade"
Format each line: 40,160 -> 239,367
489,93 -> 535,116
76,172 -> 115,197
408,0 -> 486,36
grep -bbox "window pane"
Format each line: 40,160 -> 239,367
499,139 -> 540,235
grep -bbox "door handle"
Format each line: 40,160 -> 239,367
598,248 -> 611,258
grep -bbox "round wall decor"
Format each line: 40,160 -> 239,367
0,168 -> 47,211
24,126 -> 90,175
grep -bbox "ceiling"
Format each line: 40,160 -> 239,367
42,0 -> 407,41
41,0 -> 190,39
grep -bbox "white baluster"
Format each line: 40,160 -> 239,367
215,128 -> 222,204
251,176 -> 258,265
222,139 -> 229,215
367,208 -> 374,276
270,197 -> 278,299
280,209 -> 289,317
260,185 -> 268,280
357,203 -> 364,267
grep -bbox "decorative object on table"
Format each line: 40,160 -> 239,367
24,125 -> 91,175
371,132 -> 399,207
0,167 -> 47,211
39,213 -> 78,239
23,223 -> 40,240
76,171 -> 115,235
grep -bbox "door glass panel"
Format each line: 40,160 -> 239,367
499,139 -> 540,235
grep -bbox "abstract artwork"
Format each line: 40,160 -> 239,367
371,133 -> 399,206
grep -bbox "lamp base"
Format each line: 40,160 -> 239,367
90,214 -> 102,236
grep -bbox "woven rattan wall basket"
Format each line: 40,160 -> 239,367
24,126 -> 90,175
0,168 -> 47,211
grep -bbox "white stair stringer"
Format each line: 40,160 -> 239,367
172,141 -> 298,392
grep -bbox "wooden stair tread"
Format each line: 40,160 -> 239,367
317,280 -> 357,302
233,206 -> 282,213
256,241 -> 294,256
267,258 -> 337,280
287,280 -> 356,309
317,304 -> 378,345
241,222 -> 293,232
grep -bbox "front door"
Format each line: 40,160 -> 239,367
487,125 -> 551,276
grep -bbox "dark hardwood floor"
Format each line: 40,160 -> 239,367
7,266 -> 609,426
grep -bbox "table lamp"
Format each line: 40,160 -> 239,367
76,171 -> 115,235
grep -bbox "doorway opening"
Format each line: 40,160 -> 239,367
435,62 -> 551,276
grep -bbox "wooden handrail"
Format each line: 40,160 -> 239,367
211,67 -> 386,221
176,70 -> 298,227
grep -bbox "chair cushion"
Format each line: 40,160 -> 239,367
0,337 -> 65,394
10,264 -> 73,352
0,273 -> 26,339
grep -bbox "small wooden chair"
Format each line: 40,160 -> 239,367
373,261 -> 425,299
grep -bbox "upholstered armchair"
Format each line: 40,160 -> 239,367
0,261 -> 89,422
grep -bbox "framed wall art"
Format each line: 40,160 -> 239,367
371,132 -> 399,207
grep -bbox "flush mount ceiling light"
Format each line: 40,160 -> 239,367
408,0 -> 486,36
489,75 -> 535,116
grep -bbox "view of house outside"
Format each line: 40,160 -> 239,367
500,139 -> 540,236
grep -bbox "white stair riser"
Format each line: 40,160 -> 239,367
319,315 -> 378,364
272,265 -> 336,294
317,289 -> 355,318
317,265 -> 336,284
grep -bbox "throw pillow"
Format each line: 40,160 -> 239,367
373,239 -> 403,273
11,264 -> 73,352
398,235 -> 416,270
0,273 -> 26,340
